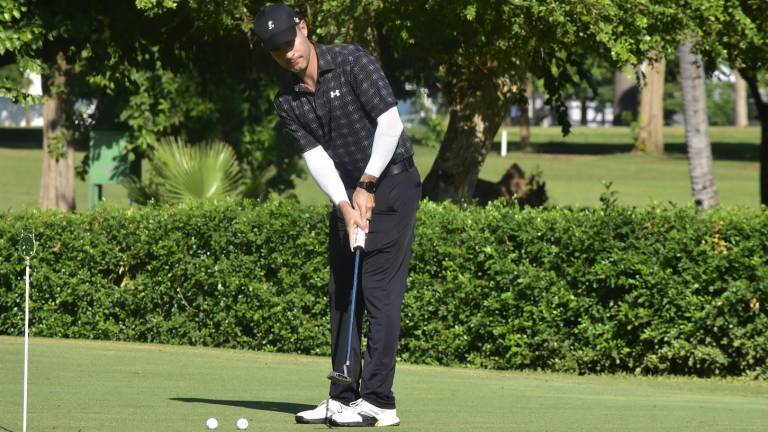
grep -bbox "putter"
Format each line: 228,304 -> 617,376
327,227 -> 366,385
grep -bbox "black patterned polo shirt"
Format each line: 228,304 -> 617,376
274,43 -> 413,186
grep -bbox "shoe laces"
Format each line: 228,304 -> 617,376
349,399 -> 364,408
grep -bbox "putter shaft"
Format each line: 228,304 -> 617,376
327,239 -> 364,386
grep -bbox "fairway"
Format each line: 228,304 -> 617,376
293,126 -> 761,208
0,126 -> 761,211
0,145 -> 129,211
0,337 -> 766,431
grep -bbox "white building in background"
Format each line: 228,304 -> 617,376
565,100 -> 615,127
0,71 -> 43,127
397,86 -> 438,127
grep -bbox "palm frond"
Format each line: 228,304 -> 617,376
152,137 -> 243,202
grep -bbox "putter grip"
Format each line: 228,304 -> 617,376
353,227 -> 366,250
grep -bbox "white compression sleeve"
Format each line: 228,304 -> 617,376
302,146 -> 349,206
363,106 -> 404,178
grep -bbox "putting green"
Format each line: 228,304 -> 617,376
0,336 -> 766,431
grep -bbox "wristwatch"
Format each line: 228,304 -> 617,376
357,180 -> 377,193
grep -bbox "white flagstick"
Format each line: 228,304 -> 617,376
23,256 -> 30,432
19,233 -> 35,432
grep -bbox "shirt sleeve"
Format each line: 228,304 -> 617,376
364,106 -> 403,178
349,49 -> 398,120
302,146 -> 350,206
274,97 -> 321,155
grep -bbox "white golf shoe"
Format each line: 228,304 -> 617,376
329,399 -> 400,427
295,399 -> 351,424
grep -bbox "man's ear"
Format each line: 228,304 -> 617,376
298,20 -> 309,37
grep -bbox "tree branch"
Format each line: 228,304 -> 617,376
742,70 -> 767,122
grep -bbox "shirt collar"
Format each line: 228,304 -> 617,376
291,43 -> 335,93
315,43 -> 335,73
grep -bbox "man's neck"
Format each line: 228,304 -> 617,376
298,43 -> 319,92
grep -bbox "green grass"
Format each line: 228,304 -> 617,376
0,126 -> 761,210
1,337 -> 766,431
294,126 -> 761,208
0,146 -> 129,211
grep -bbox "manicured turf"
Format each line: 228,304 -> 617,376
0,145 -> 128,211
0,336 -> 766,431
295,126 -> 761,208
0,126 -> 761,210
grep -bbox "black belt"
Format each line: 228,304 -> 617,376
383,156 -> 415,177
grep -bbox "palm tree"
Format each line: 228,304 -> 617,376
122,137 -> 243,204
678,40 -> 719,209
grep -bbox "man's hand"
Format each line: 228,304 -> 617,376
353,174 -> 377,232
352,188 -> 375,232
338,201 -> 365,251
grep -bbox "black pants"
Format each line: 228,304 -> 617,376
328,167 -> 420,410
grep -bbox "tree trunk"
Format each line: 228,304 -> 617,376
580,95 -> 588,126
39,53 -> 76,211
520,73 -> 533,151
678,41 -> 718,209
422,67 -> 518,201
743,73 -> 768,205
636,58 -> 666,154
613,67 -> 637,126
734,70 -> 749,128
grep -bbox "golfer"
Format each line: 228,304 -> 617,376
253,3 -> 420,428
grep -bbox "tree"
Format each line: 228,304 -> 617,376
520,74 -> 534,151
38,54 -> 77,211
734,70 -> 749,127
0,1 -> 77,210
694,0 -> 768,204
0,0 -> 300,210
613,66 -> 637,126
309,0 -> 690,201
678,40 -> 719,208
384,1 -> 682,200
636,58 -> 666,154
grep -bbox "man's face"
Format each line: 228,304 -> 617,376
269,20 -> 311,74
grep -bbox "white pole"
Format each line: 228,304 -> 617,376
23,257 -> 30,432
501,130 -> 508,157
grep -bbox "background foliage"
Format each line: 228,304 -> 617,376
0,0 -> 300,195
1,199 -> 766,379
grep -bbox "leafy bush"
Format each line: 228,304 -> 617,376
1,199 -> 766,378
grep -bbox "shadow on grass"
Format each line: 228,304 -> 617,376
492,140 -> 760,161
666,143 -> 760,161
0,425 -> 16,432
170,397 -> 314,414
0,128 -> 42,149
0,140 -> 41,150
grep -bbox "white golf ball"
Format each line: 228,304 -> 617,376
236,418 -> 249,430
205,417 -> 218,429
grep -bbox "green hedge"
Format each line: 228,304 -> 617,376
1,199 -> 766,378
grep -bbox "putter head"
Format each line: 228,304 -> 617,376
327,371 -> 352,385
